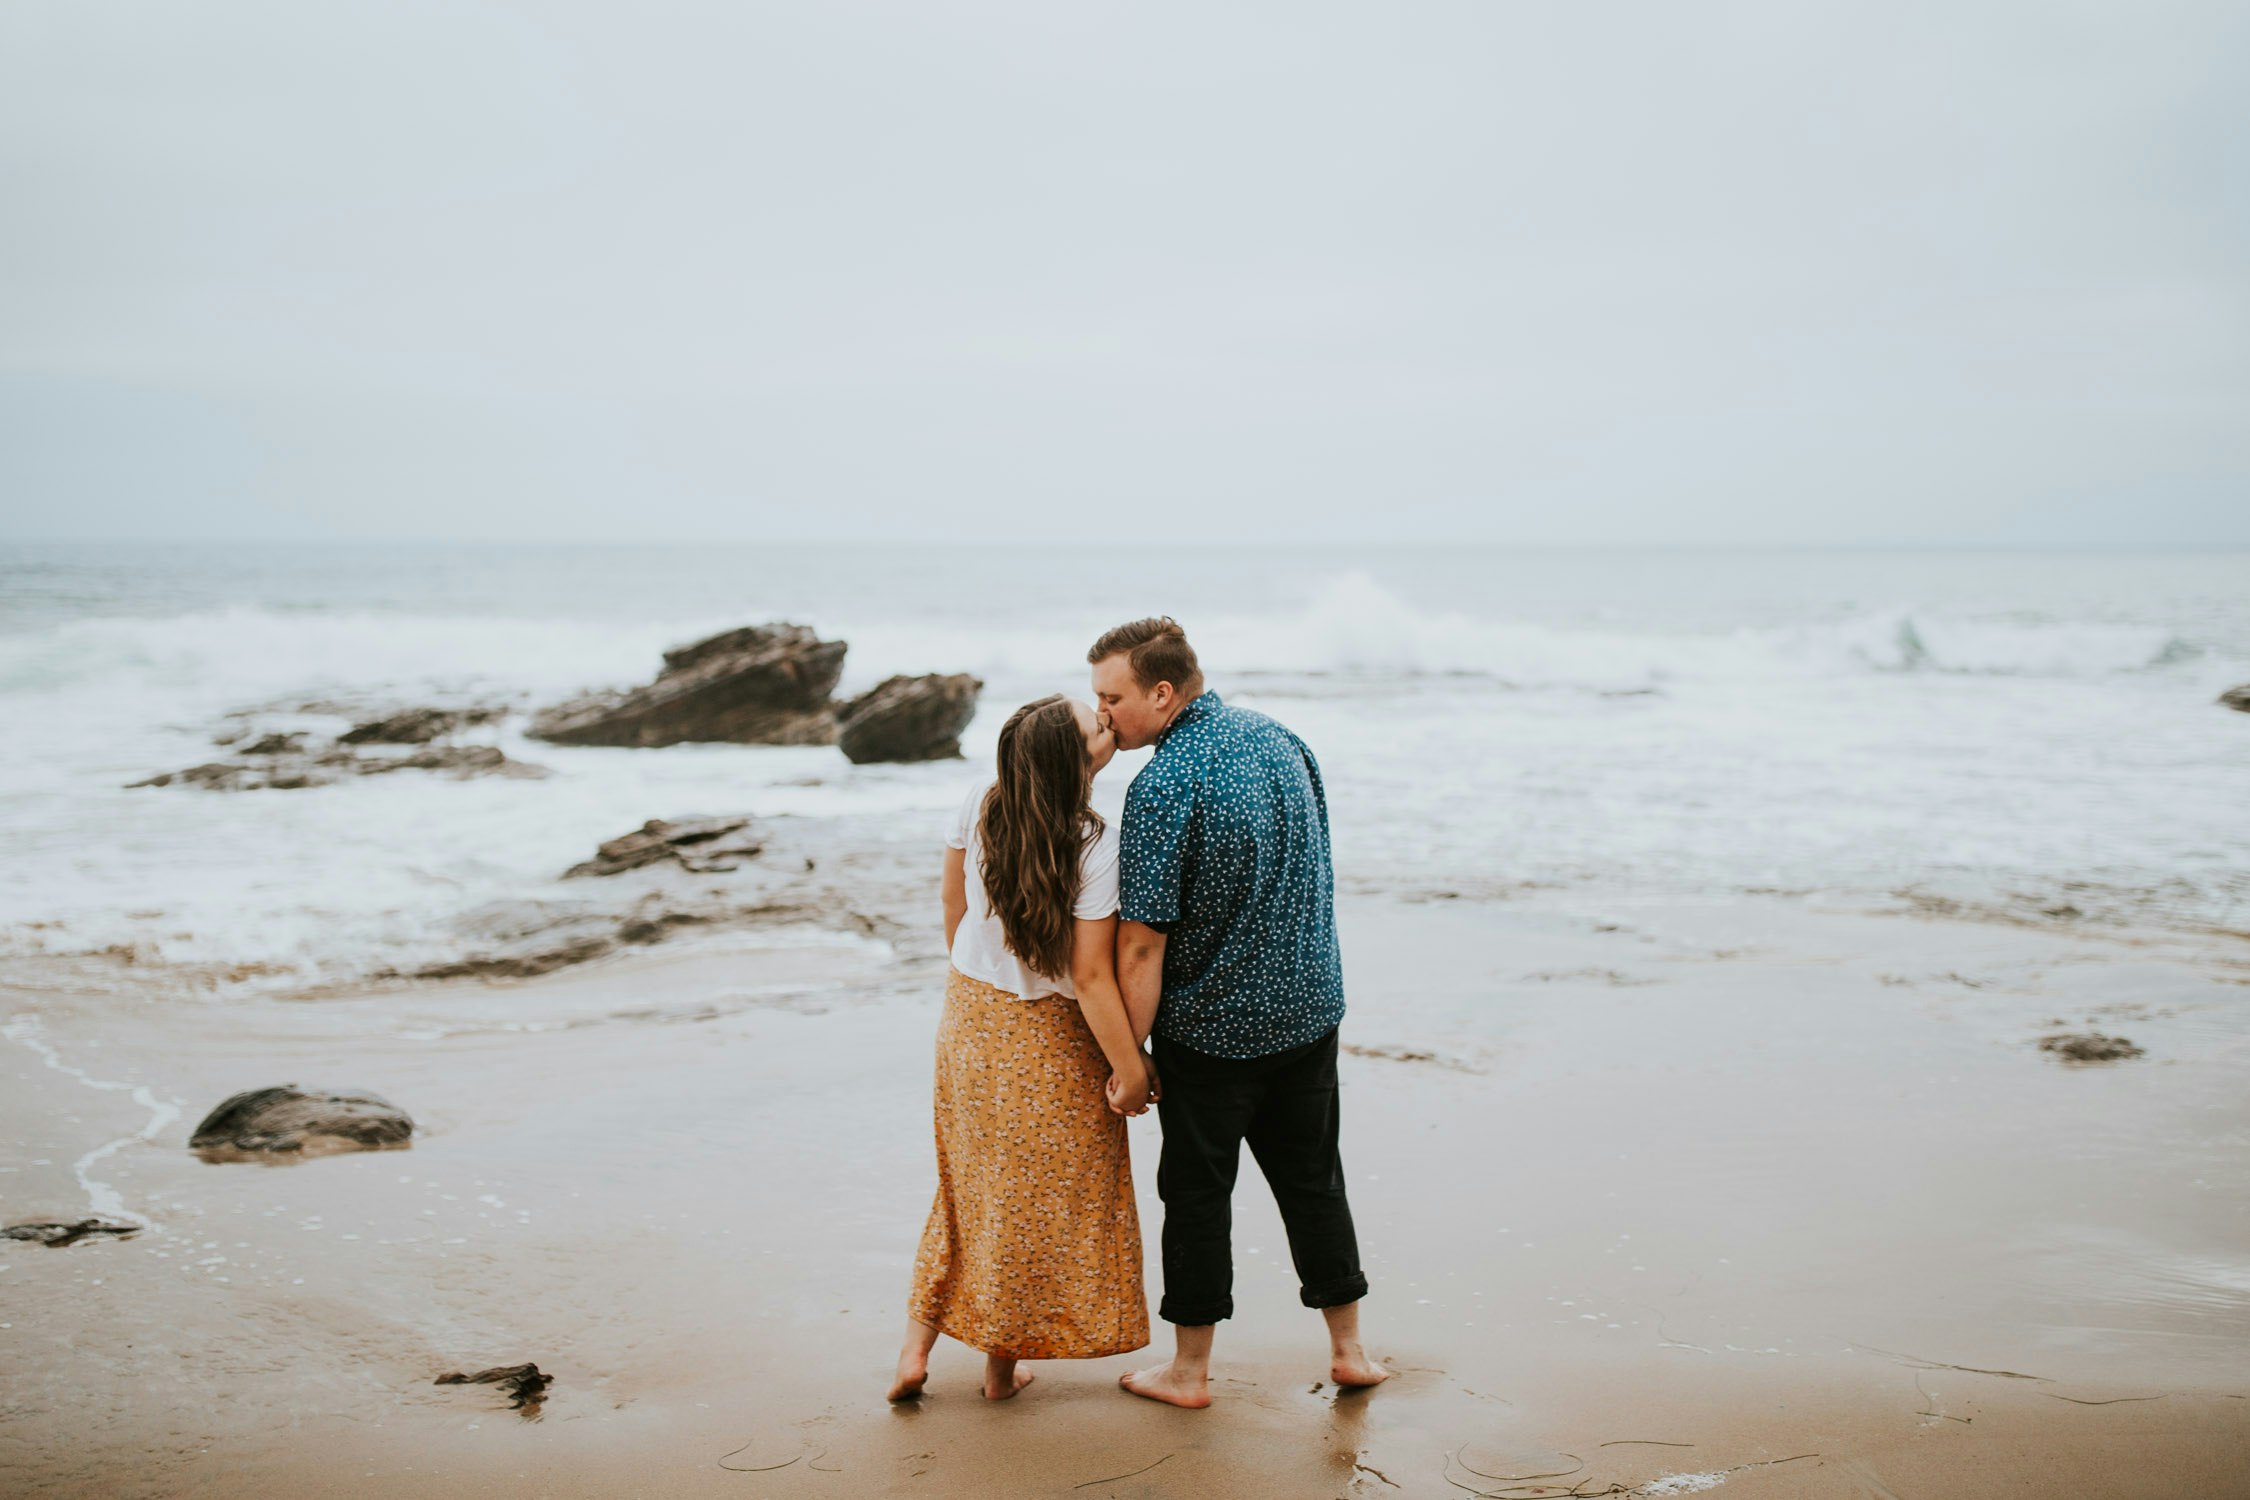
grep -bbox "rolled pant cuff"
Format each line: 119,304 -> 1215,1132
1158,1296 -> 1234,1326
1298,1275 -> 1369,1310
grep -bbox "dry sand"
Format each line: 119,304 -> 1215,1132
3,894 -> 2247,1498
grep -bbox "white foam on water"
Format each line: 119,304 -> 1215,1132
2,547 -> 2245,996
2,1014 -> 182,1226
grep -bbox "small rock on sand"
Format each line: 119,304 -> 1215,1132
4,1218 -> 142,1247
2037,1032 -> 2145,1063
190,1085 -> 415,1159
436,1363 -> 552,1414
2219,684 -> 2250,714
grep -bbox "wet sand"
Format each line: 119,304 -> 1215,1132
3,894 -> 2247,1498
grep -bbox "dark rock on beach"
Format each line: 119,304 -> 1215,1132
4,1218 -> 142,1247
408,932 -> 622,982
2038,1032 -> 2145,1063
436,1363 -> 552,1415
340,705 -> 508,744
837,673 -> 982,763
190,1085 -> 414,1159
383,900 -> 633,981
2219,684 -> 2250,713
129,743 -> 550,792
529,622 -> 846,749
564,815 -> 764,878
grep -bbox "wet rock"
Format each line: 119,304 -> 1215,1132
340,706 -> 507,744
564,815 -> 764,878
383,899 -> 629,983
837,673 -> 982,764
190,1085 -> 414,1159
2037,1032 -> 2145,1063
407,931 -> 621,982
128,743 -> 549,791
4,1218 -> 142,1247
436,1363 -> 551,1415
238,731 -> 309,756
530,622 -> 846,748
366,744 -> 548,780
2220,684 -> 2250,713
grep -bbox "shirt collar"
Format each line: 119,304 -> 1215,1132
1156,691 -> 1220,748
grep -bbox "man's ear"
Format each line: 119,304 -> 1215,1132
1150,681 -> 1174,710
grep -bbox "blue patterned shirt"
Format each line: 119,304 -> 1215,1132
1119,693 -> 1347,1059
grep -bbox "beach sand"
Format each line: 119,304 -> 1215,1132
4,893 -> 2246,1498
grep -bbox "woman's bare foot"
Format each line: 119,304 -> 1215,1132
886,1351 -> 929,1402
1330,1346 -> 1391,1388
1118,1362 -> 1212,1409
888,1317 -> 938,1401
982,1358 -> 1034,1400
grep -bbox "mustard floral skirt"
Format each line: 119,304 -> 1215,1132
907,968 -> 1149,1360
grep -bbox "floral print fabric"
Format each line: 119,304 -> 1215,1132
907,967 -> 1150,1360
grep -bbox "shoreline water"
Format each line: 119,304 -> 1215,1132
4,888 -> 2245,1498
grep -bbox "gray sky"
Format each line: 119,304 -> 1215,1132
3,2 -> 2246,546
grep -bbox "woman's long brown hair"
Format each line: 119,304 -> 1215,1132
977,694 -> 1103,980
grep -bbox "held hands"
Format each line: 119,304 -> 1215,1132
1105,1055 -> 1160,1117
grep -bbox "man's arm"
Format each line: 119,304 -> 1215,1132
1117,920 -> 1167,1046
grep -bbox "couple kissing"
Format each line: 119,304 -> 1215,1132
887,616 -> 1387,1408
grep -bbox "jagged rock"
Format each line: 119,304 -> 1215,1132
340,706 -> 507,744
530,622 -> 845,749
2037,1032 -> 2145,1063
565,815 -> 764,878
2220,684 -> 2250,714
190,1085 -> 414,1158
237,731 -> 308,756
4,1218 -> 142,1247
837,674 -> 982,764
128,743 -> 549,791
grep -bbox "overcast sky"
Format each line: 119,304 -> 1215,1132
3,2 -> 2245,547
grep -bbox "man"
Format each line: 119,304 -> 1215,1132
1089,616 -> 1388,1409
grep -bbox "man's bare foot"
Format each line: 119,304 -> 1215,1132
1330,1347 -> 1391,1388
886,1351 -> 929,1401
1119,1362 -> 1212,1409
982,1360 -> 1034,1400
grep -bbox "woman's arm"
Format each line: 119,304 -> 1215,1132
941,847 -> 967,953
1070,914 -> 1151,1115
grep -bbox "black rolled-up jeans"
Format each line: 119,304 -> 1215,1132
1151,1025 -> 1369,1326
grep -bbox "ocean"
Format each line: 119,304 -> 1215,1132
2,541 -> 2245,1000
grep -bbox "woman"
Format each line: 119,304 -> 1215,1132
887,694 -> 1153,1402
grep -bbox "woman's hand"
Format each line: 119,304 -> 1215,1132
1106,1059 -> 1154,1117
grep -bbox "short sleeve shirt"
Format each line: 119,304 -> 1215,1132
948,781 -> 1120,1001
1119,693 -> 1346,1058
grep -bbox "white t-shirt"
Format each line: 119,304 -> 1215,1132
947,780 -> 1120,1000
